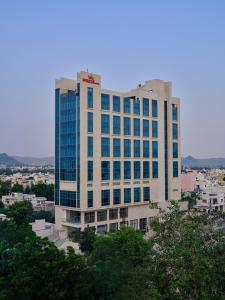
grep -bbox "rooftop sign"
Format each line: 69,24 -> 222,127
82,75 -> 100,85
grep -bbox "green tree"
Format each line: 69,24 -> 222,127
148,203 -> 225,299
11,183 -> 24,193
89,227 -> 153,299
79,226 -> 96,254
7,201 -> 33,225
0,180 -> 11,198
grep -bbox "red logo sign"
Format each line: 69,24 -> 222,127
83,75 -> 99,85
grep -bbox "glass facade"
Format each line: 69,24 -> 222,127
88,161 -> 93,181
134,187 -> 141,202
113,95 -> 120,112
101,137 -> 110,157
152,141 -> 158,158
152,121 -> 158,138
172,104 -> 178,121
113,138 -> 121,157
101,161 -> 110,180
172,123 -> 178,139
152,99 -> 158,117
143,141 -> 150,158
113,116 -> 120,134
143,187 -> 150,202
87,191 -> 93,208
134,161 -> 141,179
124,97 -> 130,113
124,188 -> 131,203
87,87 -> 93,108
124,117 -> 131,135
133,98 -> 140,115
124,161 -> 131,179
60,91 -> 77,182
173,161 -> 179,177
101,114 -> 110,134
143,98 -> 149,116
55,89 -> 60,205
88,112 -> 93,133
113,161 -> 121,180
113,189 -> 121,205
152,161 -> 158,178
143,119 -> 149,137
134,140 -> 141,157
133,118 -> 140,136
124,139 -> 131,157
173,142 -> 178,158
87,136 -> 93,157
101,93 -> 110,110
60,191 -> 77,207
143,161 -> 150,179
101,190 -> 110,206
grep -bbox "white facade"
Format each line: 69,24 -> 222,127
195,187 -> 225,212
55,71 -> 181,234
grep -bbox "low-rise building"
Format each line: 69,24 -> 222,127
1,193 -> 54,212
181,170 -> 206,192
195,187 -> 225,212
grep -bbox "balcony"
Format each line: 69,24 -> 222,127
61,216 -> 81,224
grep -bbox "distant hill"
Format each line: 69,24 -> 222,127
0,153 -> 21,166
182,156 -> 225,168
13,156 -> 54,166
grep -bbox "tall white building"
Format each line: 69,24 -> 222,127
55,71 -> 181,234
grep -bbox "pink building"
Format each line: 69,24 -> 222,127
181,171 -> 205,192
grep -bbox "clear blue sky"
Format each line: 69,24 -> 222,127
0,0 -> 225,158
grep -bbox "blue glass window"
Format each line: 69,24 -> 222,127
113,116 -> 120,134
152,121 -> 158,138
123,97 -> 130,113
152,141 -> 158,158
124,117 -> 131,135
88,161 -> 93,181
101,93 -> 110,110
124,161 -> 131,180
133,118 -> 140,136
101,161 -> 110,180
143,141 -> 150,158
134,140 -> 140,157
173,143 -> 178,158
87,191 -> 93,208
152,99 -> 158,117
101,138 -> 110,157
101,114 -> 110,134
172,123 -> 178,139
113,189 -> 121,205
143,187 -> 150,202
88,112 -> 93,133
113,138 -> 121,157
124,188 -> 131,203
152,161 -> 158,178
87,87 -> 93,108
172,104 -> 178,121
173,161 -> 179,177
143,120 -> 149,137
113,96 -> 120,112
101,190 -> 110,206
133,98 -> 140,115
143,98 -> 149,116
143,161 -> 150,179
60,191 -> 77,208
124,139 -> 131,157
87,136 -> 93,157
113,161 -> 121,180
134,187 -> 141,202
134,161 -> 141,179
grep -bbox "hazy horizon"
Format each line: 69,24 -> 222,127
1,0 -> 225,158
